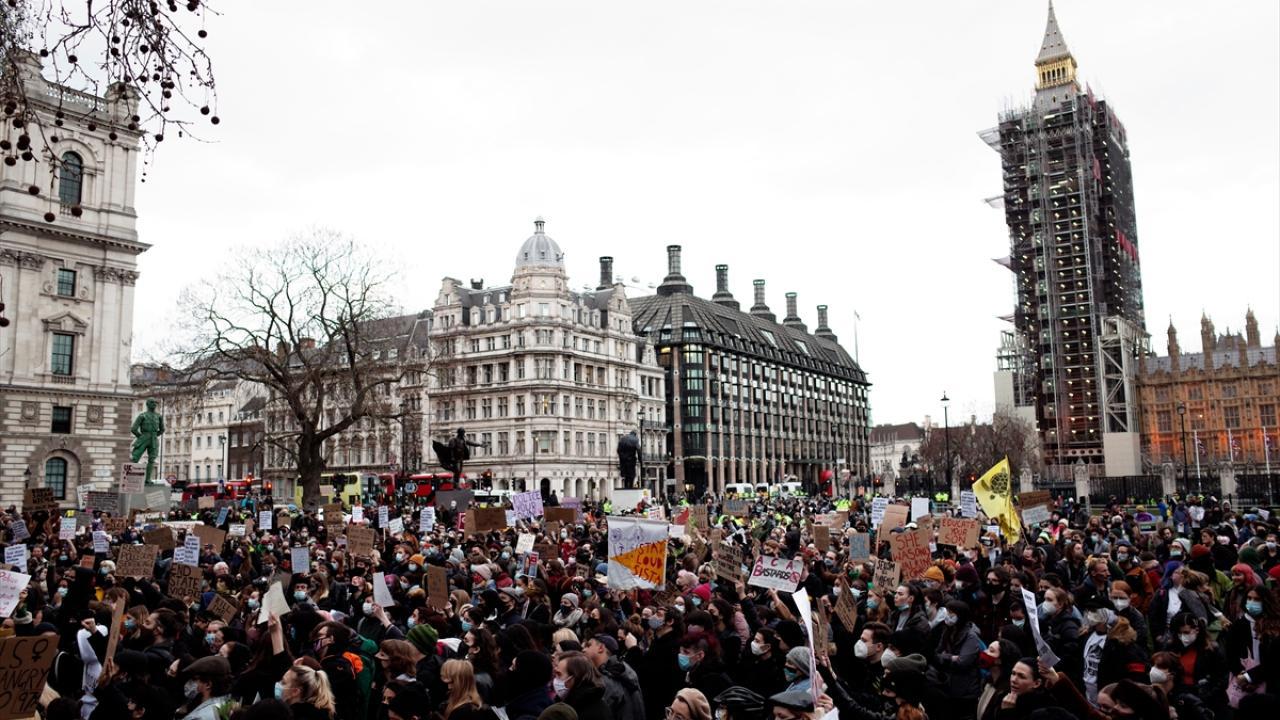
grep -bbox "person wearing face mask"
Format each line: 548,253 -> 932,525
1036,588 -> 1083,685
975,567 -> 1013,640
713,687 -> 766,720
1106,582 -> 1149,652
1079,599 -> 1145,705
1162,613 -> 1229,718
975,639 -> 1020,720
1112,542 -> 1155,614
1145,652 -> 1212,720
555,593 -> 585,631
1149,563 -> 1209,642
176,655 -> 233,720
631,606 -> 684,720
732,628 -> 786,699
555,652 -> 612,720
931,600 -> 982,720
847,623 -> 890,706
888,584 -> 930,647
1223,585 -> 1280,704
679,631 -> 734,711
309,621 -> 362,720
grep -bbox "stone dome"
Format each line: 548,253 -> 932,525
515,217 -> 564,270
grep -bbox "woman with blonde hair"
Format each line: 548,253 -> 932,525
552,627 -> 580,649
441,658 -> 499,720
277,664 -> 337,720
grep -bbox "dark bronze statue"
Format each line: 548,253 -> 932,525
431,428 -> 487,477
617,430 -> 640,488
130,398 -> 165,482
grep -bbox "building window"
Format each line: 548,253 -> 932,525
497,432 -> 509,455
56,268 -> 77,297
51,406 -> 72,434
1224,406 -> 1241,429
45,457 -> 68,499
1261,404 -> 1276,428
50,333 -> 75,376
59,152 -> 83,205
1156,411 -> 1172,433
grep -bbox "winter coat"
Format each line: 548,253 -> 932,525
564,683 -> 612,720
1095,637 -> 1149,690
600,656 -> 646,720
1040,611 -> 1083,684
504,685 -> 554,720
687,659 -> 733,712
1224,616 -> 1280,690
934,622 -> 984,700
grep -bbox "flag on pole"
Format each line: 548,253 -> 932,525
972,457 -> 1020,545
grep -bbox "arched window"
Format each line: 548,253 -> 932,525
45,457 -> 68,499
59,152 -> 83,205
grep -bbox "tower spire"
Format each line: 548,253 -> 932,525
1035,1 -> 1078,93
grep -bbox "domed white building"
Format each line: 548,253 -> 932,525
425,219 -> 667,500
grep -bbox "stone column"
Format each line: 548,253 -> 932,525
1072,461 -> 1090,503
1019,467 -> 1035,494
1220,464 -> 1237,499
1160,463 -> 1177,499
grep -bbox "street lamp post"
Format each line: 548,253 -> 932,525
218,435 -> 227,485
1177,403 -> 1190,496
941,392 -> 951,498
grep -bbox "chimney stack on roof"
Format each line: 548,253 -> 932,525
657,245 -> 693,296
750,279 -> 776,322
470,279 -> 484,290
712,264 -> 739,310
815,305 -> 837,341
783,292 -> 807,332
598,256 -> 614,290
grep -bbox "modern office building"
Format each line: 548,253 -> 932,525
630,246 -> 870,498
983,3 -> 1148,479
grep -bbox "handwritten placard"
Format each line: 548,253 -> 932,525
92,531 -> 111,555
372,571 -> 396,607
427,565 -> 449,609
0,570 -> 31,616
2,546 -> 27,569
167,563 -> 202,600
192,524 -> 227,552
346,527 -> 375,559
939,517 -> 980,549
58,517 -> 76,540
258,509 -> 274,531
419,507 -> 436,532
872,559 -> 900,593
0,635 -> 59,720
888,528 -> 931,580
512,490 -> 544,520
747,555 -> 802,593
208,594 -> 239,623
290,546 -> 310,573
849,532 -> 871,561
835,577 -> 859,632
116,544 -> 158,578
86,491 -> 121,515
813,525 -> 831,552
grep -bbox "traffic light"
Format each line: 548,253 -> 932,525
481,470 -> 493,490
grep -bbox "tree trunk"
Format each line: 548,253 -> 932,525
297,436 -> 325,511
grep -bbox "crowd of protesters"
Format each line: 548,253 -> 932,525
2,485 -> 1278,720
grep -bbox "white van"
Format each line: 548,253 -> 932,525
724,483 -> 756,497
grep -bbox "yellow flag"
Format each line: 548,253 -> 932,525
972,457 -> 1020,545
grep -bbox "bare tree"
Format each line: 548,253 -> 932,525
178,231 -> 419,508
2,0 -> 218,195
918,412 -> 1041,485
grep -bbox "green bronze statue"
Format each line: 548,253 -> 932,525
130,398 -> 165,482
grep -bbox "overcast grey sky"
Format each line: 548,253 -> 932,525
132,1 -> 1280,427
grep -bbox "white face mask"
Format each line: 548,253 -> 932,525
879,649 -> 897,667
1179,632 -> 1198,647
750,641 -> 767,656
1149,668 -> 1169,685
553,678 -> 569,699
1112,598 -> 1130,611
854,640 -> 869,658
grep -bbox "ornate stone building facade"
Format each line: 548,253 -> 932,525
1139,311 -> 1279,470
0,52 -> 146,506
425,219 -> 666,500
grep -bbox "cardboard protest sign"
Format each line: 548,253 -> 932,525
323,503 -> 345,532
86,491 -> 121,515
174,535 -> 200,566
472,507 -> 509,533
192,524 -> 227,552
104,599 -> 125,662
119,463 -> 146,494
748,555 -> 803,593
687,505 -> 708,532
117,544 -> 159,578
8,521 -> 28,543
1019,490 -> 1051,508
544,507 -> 577,525
1021,504 -> 1051,528
910,498 -> 931,522
352,506 -> 364,524
0,570 -> 32,616
876,504 -> 909,547
419,507 -> 436,532
228,524 -> 247,538
258,510 -> 273,531
714,544 -> 743,582
434,489 -> 474,511
0,635 -> 59,720
346,527 -> 375,559
427,565 -> 449,609
58,517 -> 76,540
960,491 -> 978,519
290,546 -> 310,573
372,572 -> 396,607
835,577 -> 859,632
939,517 -> 981,549
378,506 -> 389,528
167,563 -> 202,600
606,516 -> 669,590
813,525 -> 831,553
872,558 -> 900,593
870,497 -> 889,527
387,517 -> 405,536
208,594 -> 239,623
103,517 -> 129,534
512,490 -> 544,520
723,499 -> 750,517
516,533 -> 535,555
22,488 -> 57,515
198,495 -> 215,509
888,528 -> 932,580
